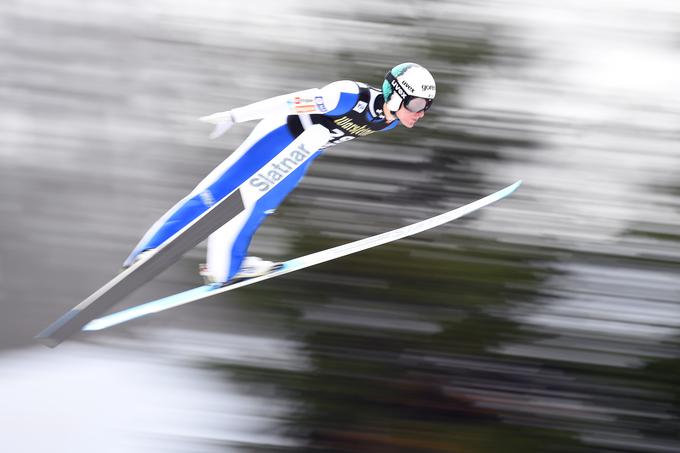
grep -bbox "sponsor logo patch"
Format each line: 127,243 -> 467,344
288,96 -> 317,114
333,116 -> 376,137
353,100 -> 367,113
314,96 -> 328,113
248,142 -> 314,193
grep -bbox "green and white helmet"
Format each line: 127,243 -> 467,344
382,62 -> 436,113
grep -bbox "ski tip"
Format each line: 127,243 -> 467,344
503,180 -> 522,196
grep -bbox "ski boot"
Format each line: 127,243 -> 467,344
199,256 -> 279,285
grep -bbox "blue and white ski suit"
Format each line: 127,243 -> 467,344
124,80 -> 400,282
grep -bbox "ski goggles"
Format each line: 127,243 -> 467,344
403,96 -> 434,113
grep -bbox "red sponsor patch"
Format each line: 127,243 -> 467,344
288,96 -> 317,113
294,105 -> 317,113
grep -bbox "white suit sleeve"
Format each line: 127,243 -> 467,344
230,80 -> 358,123
230,88 -> 321,123
199,81 -> 360,139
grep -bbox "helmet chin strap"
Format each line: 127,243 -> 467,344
380,95 -> 399,123
384,105 -> 397,123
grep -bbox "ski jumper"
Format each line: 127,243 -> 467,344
124,80 -> 400,282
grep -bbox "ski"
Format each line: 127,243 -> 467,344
83,180 -> 522,332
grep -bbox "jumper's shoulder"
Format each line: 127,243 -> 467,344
318,80 -> 362,115
321,80 -> 361,95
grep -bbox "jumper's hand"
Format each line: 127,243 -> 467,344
199,111 -> 235,139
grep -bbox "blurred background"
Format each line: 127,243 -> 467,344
1,0 -> 679,451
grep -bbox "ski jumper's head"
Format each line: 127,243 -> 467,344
382,62 -> 436,128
